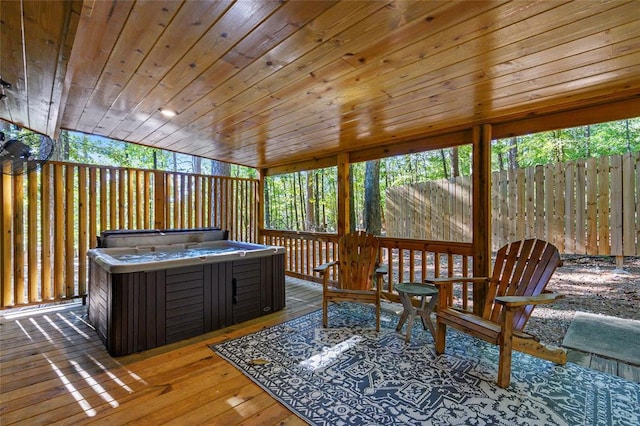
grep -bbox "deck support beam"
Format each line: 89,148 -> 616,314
258,168 -> 266,243
337,153 -> 350,237
472,124 -> 492,315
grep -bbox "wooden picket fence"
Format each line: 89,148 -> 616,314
386,152 -> 640,259
0,160 -> 258,308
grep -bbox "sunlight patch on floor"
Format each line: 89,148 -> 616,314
29,318 -> 54,343
299,335 -> 363,371
44,354 -> 97,417
70,359 -> 119,408
87,354 -> 134,393
56,312 -> 92,338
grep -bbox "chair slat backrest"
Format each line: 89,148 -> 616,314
337,231 -> 380,291
483,239 -> 561,330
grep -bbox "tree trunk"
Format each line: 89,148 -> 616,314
625,120 -> 631,152
508,137 -> 519,169
314,172 -> 320,229
192,156 -> 201,174
320,172 -> 326,231
349,165 -> 356,233
584,125 -> 591,157
59,131 -> 70,161
210,159 -> 230,176
440,149 -> 449,179
265,178 -> 271,229
450,147 -> 460,177
297,172 -> 305,230
363,160 -> 382,235
305,170 -> 315,231
291,174 -> 299,230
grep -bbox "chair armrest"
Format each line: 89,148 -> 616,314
314,261 -> 337,274
495,292 -> 563,308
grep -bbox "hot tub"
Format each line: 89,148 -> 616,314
87,228 -> 286,356
88,239 -> 285,274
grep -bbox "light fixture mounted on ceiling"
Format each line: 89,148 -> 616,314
158,108 -> 177,117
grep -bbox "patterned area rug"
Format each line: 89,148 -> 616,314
211,303 -> 640,426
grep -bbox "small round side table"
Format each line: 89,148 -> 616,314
395,282 -> 439,342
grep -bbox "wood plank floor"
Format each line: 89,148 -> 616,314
0,278 -> 321,425
1,277 -> 638,425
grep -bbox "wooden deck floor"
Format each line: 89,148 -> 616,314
1,277 -> 638,425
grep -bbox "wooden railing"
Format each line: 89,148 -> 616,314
262,229 -> 473,303
0,161 -> 258,308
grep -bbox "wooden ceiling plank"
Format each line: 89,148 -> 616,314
48,1 -> 82,139
162,1 -> 554,152
18,0 -> 67,133
101,0 -> 234,139
333,43 -> 640,141
367,45 -> 640,130
78,0 -> 183,134
0,0 -> 28,127
369,1 -> 638,107
154,1 -> 465,150
212,1 -> 638,153
62,0 -> 136,130
115,0 -> 285,142
257,60 -> 640,157
208,60 -> 640,166
132,0 -> 387,147
279,1 -> 631,133
136,0 -> 341,147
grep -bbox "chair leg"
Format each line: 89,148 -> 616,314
322,298 -> 328,328
435,320 -> 446,354
375,302 -> 381,332
497,310 -> 515,388
497,338 -> 513,388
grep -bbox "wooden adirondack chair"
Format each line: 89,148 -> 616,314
427,239 -> 567,388
314,231 -> 382,331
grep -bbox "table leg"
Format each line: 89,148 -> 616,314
418,293 -> 438,339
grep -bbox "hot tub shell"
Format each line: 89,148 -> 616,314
87,229 -> 285,356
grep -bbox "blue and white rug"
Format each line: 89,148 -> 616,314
211,303 -> 640,425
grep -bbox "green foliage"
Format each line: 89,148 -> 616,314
514,119 -> 640,168
58,130 -> 254,177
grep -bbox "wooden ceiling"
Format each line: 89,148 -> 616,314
1,0 -> 639,170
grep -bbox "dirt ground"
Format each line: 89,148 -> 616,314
525,255 -> 640,346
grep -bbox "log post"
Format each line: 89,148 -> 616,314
153,171 -> 166,229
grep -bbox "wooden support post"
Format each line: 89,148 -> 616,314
472,124 -> 492,315
337,153 -> 350,237
153,171 -> 166,229
258,169 -> 266,244
2,172 -> 13,306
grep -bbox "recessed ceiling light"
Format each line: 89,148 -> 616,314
158,108 -> 177,117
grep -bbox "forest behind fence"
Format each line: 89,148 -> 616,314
386,152 -> 640,259
0,161 -> 257,308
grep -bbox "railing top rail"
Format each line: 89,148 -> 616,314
262,229 -> 473,256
